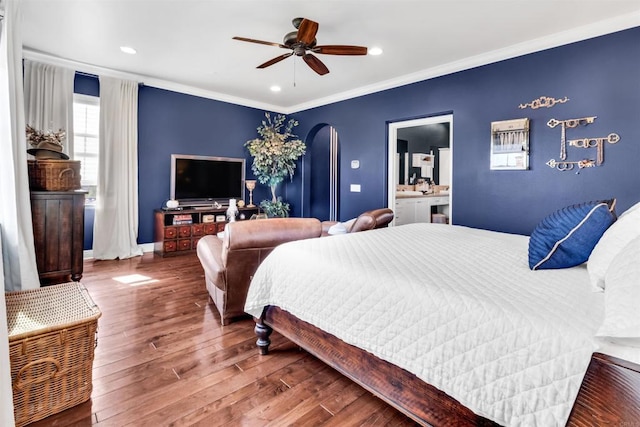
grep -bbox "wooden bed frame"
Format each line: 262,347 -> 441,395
256,306 -> 640,427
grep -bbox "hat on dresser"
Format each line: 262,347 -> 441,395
27,140 -> 70,160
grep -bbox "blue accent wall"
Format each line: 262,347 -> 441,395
293,27 -> 640,234
76,78 -> 268,248
137,87 -> 268,244
79,26 -> 640,248
74,73 -> 99,97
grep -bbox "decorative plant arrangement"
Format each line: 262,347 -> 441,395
26,125 -> 66,148
245,113 -> 306,217
26,125 -> 70,160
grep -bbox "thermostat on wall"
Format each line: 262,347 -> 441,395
351,160 -> 360,169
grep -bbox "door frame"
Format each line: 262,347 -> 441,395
387,113 -> 453,225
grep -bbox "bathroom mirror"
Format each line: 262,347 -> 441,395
396,122 -> 450,186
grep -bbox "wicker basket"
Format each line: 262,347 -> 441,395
6,282 -> 101,427
28,159 -> 81,191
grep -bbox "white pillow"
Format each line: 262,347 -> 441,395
327,222 -> 348,235
587,201 -> 640,291
343,217 -> 357,231
596,235 -> 640,346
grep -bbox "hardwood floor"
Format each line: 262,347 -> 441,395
27,252 -> 418,426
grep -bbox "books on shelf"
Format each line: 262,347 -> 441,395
172,214 -> 193,225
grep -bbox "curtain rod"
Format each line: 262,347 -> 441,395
75,71 -> 98,79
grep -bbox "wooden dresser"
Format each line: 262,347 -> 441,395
154,206 -> 259,257
30,190 -> 86,285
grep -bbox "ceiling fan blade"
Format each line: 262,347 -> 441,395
233,36 -> 288,49
303,54 -> 329,76
297,19 -> 319,45
313,45 -> 368,55
257,52 -> 294,69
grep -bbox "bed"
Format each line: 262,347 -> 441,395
244,222 -> 640,426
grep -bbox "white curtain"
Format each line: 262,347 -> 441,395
0,4 -> 17,423
0,0 -> 39,292
23,59 -> 75,157
0,228 -> 16,426
92,76 -> 142,259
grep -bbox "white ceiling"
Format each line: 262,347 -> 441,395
20,0 -> 640,113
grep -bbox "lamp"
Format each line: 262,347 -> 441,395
246,180 -> 256,207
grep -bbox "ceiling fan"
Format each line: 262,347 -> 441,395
233,17 -> 368,76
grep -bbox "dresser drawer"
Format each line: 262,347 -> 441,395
164,227 -> 177,239
203,223 -> 217,235
191,224 -> 204,236
177,239 -> 191,251
178,226 -> 191,238
164,240 -> 177,252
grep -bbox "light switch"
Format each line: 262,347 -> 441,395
350,184 -> 361,192
351,160 -> 360,169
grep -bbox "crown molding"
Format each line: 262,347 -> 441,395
21,49 -> 286,114
23,11 -> 639,115
288,12 -> 640,113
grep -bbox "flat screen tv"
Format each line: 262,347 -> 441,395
170,154 -> 245,207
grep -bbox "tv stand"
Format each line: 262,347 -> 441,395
153,206 -> 259,257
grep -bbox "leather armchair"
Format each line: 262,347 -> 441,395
322,208 -> 394,236
196,218 -> 322,325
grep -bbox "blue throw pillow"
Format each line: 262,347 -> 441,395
529,200 -> 616,270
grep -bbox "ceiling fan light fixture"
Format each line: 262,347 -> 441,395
234,17 -> 367,76
369,47 -> 383,56
120,46 -> 137,55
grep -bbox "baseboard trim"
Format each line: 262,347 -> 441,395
83,243 -> 155,260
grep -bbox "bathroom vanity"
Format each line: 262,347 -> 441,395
394,192 -> 449,226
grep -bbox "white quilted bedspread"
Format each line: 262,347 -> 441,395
244,223 -> 605,426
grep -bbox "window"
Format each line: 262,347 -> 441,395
73,94 -> 99,203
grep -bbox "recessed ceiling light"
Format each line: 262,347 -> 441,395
120,46 -> 137,55
270,85 -> 282,92
369,47 -> 383,56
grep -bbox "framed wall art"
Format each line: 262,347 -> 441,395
490,118 -> 529,170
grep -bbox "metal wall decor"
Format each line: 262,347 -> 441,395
490,118 -> 529,170
545,158 -> 595,171
519,96 -> 569,110
547,116 -> 597,160
546,116 -> 620,173
569,133 -> 620,166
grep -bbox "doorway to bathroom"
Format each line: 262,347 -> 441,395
387,113 -> 453,225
